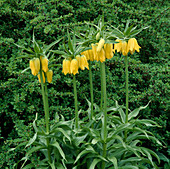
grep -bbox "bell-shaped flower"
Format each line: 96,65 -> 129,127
97,48 -> 105,63
81,51 -> 89,60
80,55 -> 89,70
37,72 -> 45,83
88,49 -> 94,61
29,58 -> 40,76
113,39 -> 122,53
46,70 -> 53,83
62,59 -> 71,75
70,59 -> 79,75
127,38 -> 141,54
104,44 -> 113,59
40,56 -> 48,72
121,41 -> 128,56
92,44 -> 99,61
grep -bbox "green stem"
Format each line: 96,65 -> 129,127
73,75 -> 78,129
101,62 -> 107,169
125,55 -> 129,123
89,61 -> 94,120
40,70 -> 51,163
100,62 -> 103,110
124,55 -> 129,143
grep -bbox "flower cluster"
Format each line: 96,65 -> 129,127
29,56 -> 53,83
92,39 -> 113,63
62,55 -> 89,75
114,38 -> 141,56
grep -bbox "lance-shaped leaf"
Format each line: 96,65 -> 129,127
128,101 -> 151,121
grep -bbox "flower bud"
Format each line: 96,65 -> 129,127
97,39 -> 105,52
96,32 -> 100,40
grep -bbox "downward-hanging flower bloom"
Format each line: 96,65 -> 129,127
62,59 -> 71,75
127,38 -> 141,54
88,49 -> 94,61
121,41 -> 128,56
29,58 -> 40,76
81,50 -> 89,60
70,59 -> 79,75
40,56 -> 48,72
37,72 -> 45,83
80,55 -> 89,70
113,39 -> 122,53
113,39 -> 128,56
104,44 -> 114,59
97,39 -> 105,52
46,70 -> 53,83
92,44 -> 99,61
97,48 -> 105,62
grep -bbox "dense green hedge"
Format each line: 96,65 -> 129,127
0,0 -> 169,168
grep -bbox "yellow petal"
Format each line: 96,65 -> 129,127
70,59 -> 79,75
97,39 -> 105,52
46,70 -> 53,83
41,57 -> 48,72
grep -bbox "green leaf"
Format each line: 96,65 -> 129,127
21,67 -> 30,73
128,101 -> 150,121
25,132 -> 37,148
44,38 -> 63,53
50,142 -> 66,160
108,156 -> 118,169
14,43 -> 34,54
52,128 -> 71,142
74,146 -> 96,164
50,50 -> 67,55
22,163 -> 35,169
89,159 -> 101,169
118,107 -> 126,123
67,30 -> 74,53
25,146 -> 45,158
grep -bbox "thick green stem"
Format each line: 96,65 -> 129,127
101,62 -> 107,169
124,55 -> 129,143
40,70 -> 51,163
100,62 -> 103,110
73,75 -> 78,129
125,55 -> 129,123
89,61 -> 94,120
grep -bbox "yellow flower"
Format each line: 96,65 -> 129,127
29,58 -> 40,76
81,51 -> 89,60
88,49 -> 94,61
97,38 -> 105,52
46,70 -> 53,83
127,38 -> 141,54
113,39 -> 122,53
62,59 -> 71,75
113,40 -> 129,56
37,72 -> 45,83
76,55 -> 81,67
40,56 -> 48,72
80,55 -> 89,70
70,59 -> 79,75
97,48 -> 105,62
92,44 -> 99,61
121,41 -> 128,56
104,44 -> 113,59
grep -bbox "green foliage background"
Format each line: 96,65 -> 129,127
0,0 -> 169,168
